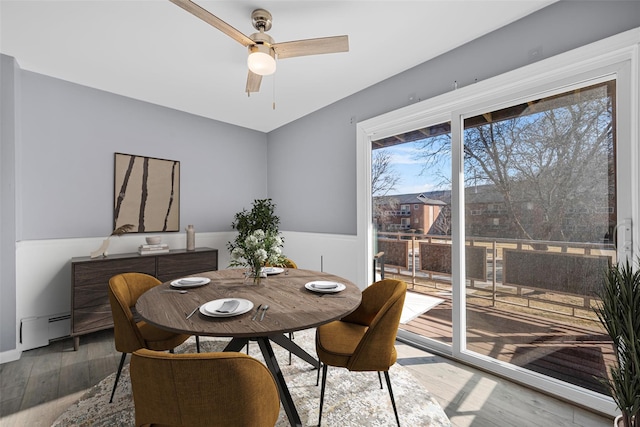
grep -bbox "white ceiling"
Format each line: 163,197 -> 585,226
1,1 -> 555,133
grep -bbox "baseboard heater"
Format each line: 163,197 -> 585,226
20,313 -> 71,350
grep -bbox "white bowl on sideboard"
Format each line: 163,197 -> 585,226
145,236 -> 162,245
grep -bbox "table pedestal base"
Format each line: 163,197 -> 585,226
225,334 -> 318,427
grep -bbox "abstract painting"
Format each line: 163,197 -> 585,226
113,153 -> 180,232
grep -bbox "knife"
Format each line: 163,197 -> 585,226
251,304 -> 263,321
259,305 -> 269,321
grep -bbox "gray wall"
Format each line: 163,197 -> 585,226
1,62 -> 268,353
1,55 -> 18,352
19,72 -> 268,240
267,0 -> 640,235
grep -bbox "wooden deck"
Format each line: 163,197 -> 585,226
400,290 -> 615,395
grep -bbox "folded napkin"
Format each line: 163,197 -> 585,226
215,299 -> 240,313
179,278 -> 202,284
312,282 -> 339,289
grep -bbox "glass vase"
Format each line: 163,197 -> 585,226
253,273 -> 262,286
250,264 -> 266,285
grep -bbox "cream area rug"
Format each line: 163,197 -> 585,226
52,329 -> 451,427
400,292 -> 444,324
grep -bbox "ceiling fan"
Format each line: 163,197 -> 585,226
169,0 -> 349,94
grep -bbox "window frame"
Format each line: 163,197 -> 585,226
356,28 -> 639,416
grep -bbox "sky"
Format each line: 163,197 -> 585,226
376,141 -> 451,195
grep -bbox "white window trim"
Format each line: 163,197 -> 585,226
356,27 -> 640,416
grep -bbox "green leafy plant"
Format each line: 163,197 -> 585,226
229,199 -> 281,244
594,259 -> 640,427
227,199 -> 286,282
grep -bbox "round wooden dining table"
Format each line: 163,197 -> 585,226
135,268 -> 361,427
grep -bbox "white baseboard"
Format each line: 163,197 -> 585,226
0,348 -> 21,364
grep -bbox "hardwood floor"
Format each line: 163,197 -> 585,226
394,341 -> 612,427
0,329 -> 613,427
0,330 -> 120,427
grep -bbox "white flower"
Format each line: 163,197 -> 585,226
256,248 -> 268,262
231,247 -> 243,260
228,226 -> 286,272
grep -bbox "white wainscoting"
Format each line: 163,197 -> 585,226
6,230 -> 359,361
279,231 -> 360,286
13,232 -> 234,355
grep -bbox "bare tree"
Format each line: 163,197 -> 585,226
372,150 -> 400,196
371,150 -> 401,230
414,81 -> 614,242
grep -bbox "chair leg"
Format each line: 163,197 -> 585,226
316,361 -> 322,386
378,371 -> 383,389
110,352 -> 127,403
318,364 -> 328,427
384,371 -> 401,427
196,335 -> 200,353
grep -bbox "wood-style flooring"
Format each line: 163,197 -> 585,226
401,295 -> 615,396
1,329 -> 613,427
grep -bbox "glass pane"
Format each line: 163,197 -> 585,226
462,80 -> 616,395
372,122 -> 453,347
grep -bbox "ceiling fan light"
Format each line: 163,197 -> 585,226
248,45 -> 276,76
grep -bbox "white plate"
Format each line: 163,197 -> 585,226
200,298 -> 254,317
305,281 -> 346,294
170,277 -> 211,288
262,267 -> 284,275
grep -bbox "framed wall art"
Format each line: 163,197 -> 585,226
113,153 -> 180,232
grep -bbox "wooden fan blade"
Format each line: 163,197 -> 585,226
246,70 -> 262,93
169,0 -> 254,47
273,35 -> 348,59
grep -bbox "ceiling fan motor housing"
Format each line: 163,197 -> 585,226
249,31 -> 275,46
248,31 -> 276,62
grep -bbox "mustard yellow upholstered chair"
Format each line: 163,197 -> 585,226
266,257 -> 297,269
107,272 -> 190,403
315,278 -> 407,426
280,257 -> 297,268
130,348 -> 280,427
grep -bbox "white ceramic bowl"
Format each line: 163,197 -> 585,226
145,236 -> 161,245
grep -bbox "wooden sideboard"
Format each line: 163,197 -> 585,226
70,247 -> 218,350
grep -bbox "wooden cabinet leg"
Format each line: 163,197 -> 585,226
73,336 -> 80,351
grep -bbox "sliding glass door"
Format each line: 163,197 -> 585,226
460,80 -> 617,395
372,123 -> 453,349
359,32 -> 637,415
